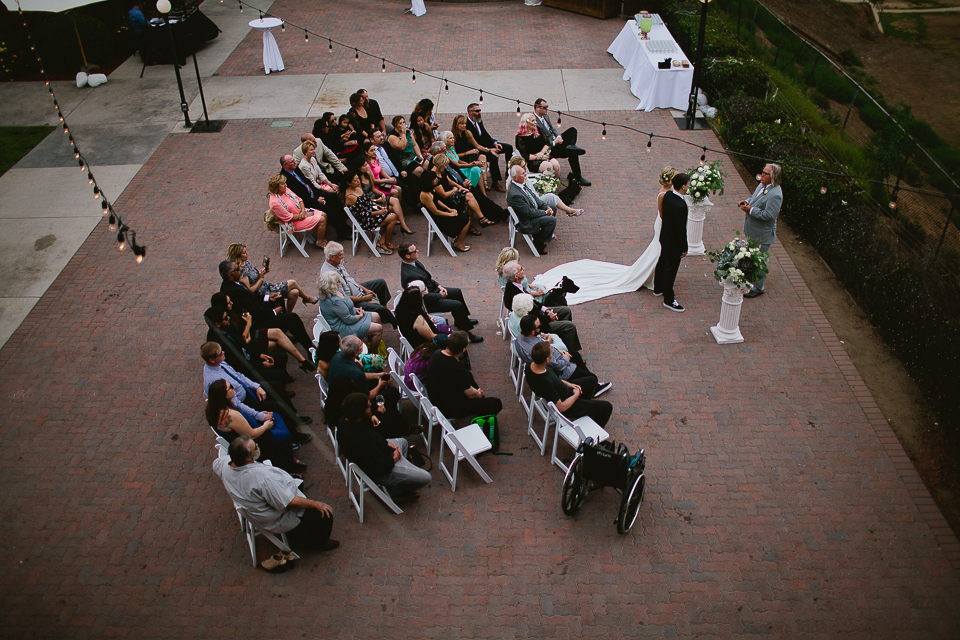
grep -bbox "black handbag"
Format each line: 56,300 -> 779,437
658,57 -> 672,70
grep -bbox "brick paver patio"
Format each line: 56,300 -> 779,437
0,1 -> 958,637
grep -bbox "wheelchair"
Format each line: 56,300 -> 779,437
560,438 -> 646,534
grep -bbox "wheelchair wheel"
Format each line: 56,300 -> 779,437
616,472 -> 646,534
561,453 -> 588,516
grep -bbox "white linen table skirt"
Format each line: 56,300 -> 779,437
607,18 -> 694,112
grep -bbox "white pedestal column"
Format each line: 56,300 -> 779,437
684,195 -> 711,256
710,278 -> 745,344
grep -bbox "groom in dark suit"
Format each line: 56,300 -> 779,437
653,173 -> 690,313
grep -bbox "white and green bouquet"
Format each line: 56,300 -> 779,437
533,167 -> 561,195
686,159 -> 726,203
707,233 -> 768,287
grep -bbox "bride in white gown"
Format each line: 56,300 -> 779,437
532,167 -> 678,306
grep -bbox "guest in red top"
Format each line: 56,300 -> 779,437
268,174 -> 327,246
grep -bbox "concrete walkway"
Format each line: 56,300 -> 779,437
0,1 -> 958,637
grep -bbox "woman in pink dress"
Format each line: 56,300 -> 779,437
267,174 -> 327,246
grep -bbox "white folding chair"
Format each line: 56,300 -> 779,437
210,426 -> 230,449
548,401 -> 610,474
344,205 -> 382,257
435,407 -> 493,492
347,462 -> 403,523
316,371 -> 329,406
236,505 -> 299,567
409,375 -> 438,454
523,389 -> 553,456
420,206 -> 457,257
398,335 -> 414,361
507,206 -> 541,258
313,315 -> 331,343
326,423 -> 348,483
497,282 -> 509,341
279,221 -> 311,258
387,347 -> 417,413
508,337 -> 525,395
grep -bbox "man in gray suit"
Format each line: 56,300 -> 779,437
506,164 -> 557,255
739,163 -> 783,298
533,98 -> 591,186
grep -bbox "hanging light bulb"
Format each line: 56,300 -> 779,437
479,91 -> 483,106
304,29 -> 308,42
700,147 -> 706,162
646,134 -> 653,153
258,10 -> 262,19
87,172 -> 94,184
355,48 -> 359,62
328,39 -> 332,52
58,111 -> 63,123
556,112 -> 562,126
62,123 -> 68,134
78,159 -> 85,171
445,80 -> 449,94
601,123 -> 607,140
136,251 -> 145,264
109,213 -> 116,230
101,200 -> 109,214
820,186 -> 827,194
93,186 -> 100,200
381,59 -> 386,72
516,101 -> 521,116
117,226 -> 127,251
280,20 -> 285,32
412,70 -> 416,84
74,149 -> 80,159
238,0 -> 242,12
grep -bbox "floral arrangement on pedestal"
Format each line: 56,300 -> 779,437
686,159 -> 726,203
708,233 -> 769,288
533,167 -> 561,195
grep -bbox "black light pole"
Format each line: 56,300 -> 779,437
156,0 -> 191,128
684,0 -> 712,131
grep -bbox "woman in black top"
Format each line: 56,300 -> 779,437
395,286 -> 447,349
418,170 -> 471,251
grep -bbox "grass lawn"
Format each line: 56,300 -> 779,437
0,126 -> 56,176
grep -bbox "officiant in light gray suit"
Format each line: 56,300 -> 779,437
739,163 -> 783,298
507,164 -> 557,255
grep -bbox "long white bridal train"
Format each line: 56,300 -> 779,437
532,217 -> 662,306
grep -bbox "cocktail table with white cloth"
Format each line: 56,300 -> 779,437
248,17 -> 284,75
607,16 -> 694,112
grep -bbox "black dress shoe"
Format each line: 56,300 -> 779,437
534,243 -> 548,255
744,289 -> 765,298
577,176 -> 591,186
566,145 -> 586,154
285,391 -> 297,400
467,332 -> 484,344
292,432 -> 314,444
296,415 -> 313,425
469,318 -> 480,328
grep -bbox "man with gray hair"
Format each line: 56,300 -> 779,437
320,241 -> 395,327
502,260 -> 581,352
506,164 -> 557,255
292,132 -> 347,182
739,163 -> 783,298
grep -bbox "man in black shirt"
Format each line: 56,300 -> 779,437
424,332 -> 502,419
525,342 -> 612,427
336,393 -> 430,500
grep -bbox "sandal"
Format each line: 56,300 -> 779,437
468,227 -> 483,236
453,243 -> 471,252
567,209 -> 584,217
376,245 -> 394,255
298,359 -> 317,373
479,217 -> 496,227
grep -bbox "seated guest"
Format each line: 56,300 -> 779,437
410,113 -> 435,160
268,173 -> 327,247
403,341 -> 439,389
299,140 -> 340,196
395,285 -> 450,350
515,113 -> 562,177
317,271 -> 383,350
341,169 -> 398,255
399,241 -> 483,341
279,154 -> 350,240
506,164 -> 558,255
358,89 -> 385,134
526,342 -> 612,427
332,113 -> 359,158
441,130 -> 486,196
293,131 -> 347,182
496,246 -> 545,302
506,293 -> 566,350
314,112 -> 339,149
201,341 -> 313,437
320,241 -> 396,328
451,114 -> 484,166
213,435 -> 339,554
336,393 -> 430,501
465,102 -> 513,192
425,331 -> 502,419
507,155 -> 584,217
533,98 -> 590,185
219,259 -> 315,356
227,242 -> 316,313
205,379 -> 302,474
328,336 -> 406,437
418,170 -> 472,253
347,92 -> 376,142
387,116 -> 426,178
355,142 -> 411,235
360,139 -> 403,203
502,260 -> 581,352
372,129 -> 407,183
432,150 -> 507,226
205,303 -> 314,375
515,315 -> 611,397
413,98 -> 440,141
313,330 -> 340,380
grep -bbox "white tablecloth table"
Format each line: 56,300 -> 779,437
248,17 -> 284,75
607,17 -> 694,112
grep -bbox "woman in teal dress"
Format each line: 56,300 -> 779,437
442,130 -> 486,196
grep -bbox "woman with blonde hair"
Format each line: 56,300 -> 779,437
226,243 -> 316,312
268,174 -> 327,247
316,270 -> 383,349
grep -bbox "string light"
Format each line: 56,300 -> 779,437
238,0 -> 242,12
381,59 -> 386,72
479,91 -> 483,106
647,134 -> 653,152
890,188 -> 899,209
87,172 -> 94,184
258,10 -> 262,19
109,213 -> 116,230
602,123 -> 607,140
516,101 -> 521,116
445,79 -> 449,94
131,232 -> 146,264
820,186 -> 828,194
280,20 -> 284,32
355,48 -> 359,62
58,111 -> 63,123
700,147 -> 706,162
304,29 -> 308,42
74,149 -> 80,159
328,39 -> 332,52
78,159 -> 85,171
93,186 -> 100,200
101,200 -> 109,214
62,123 -> 68,134
412,70 -> 416,84
557,112 -> 562,126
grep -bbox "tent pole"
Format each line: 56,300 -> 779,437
70,10 -> 89,69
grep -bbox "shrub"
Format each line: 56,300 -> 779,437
839,48 -> 864,68
701,57 -> 768,101
31,14 -> 113,73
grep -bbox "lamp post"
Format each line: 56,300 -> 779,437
683,0 -> 711,131
156,0 -> 191,128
